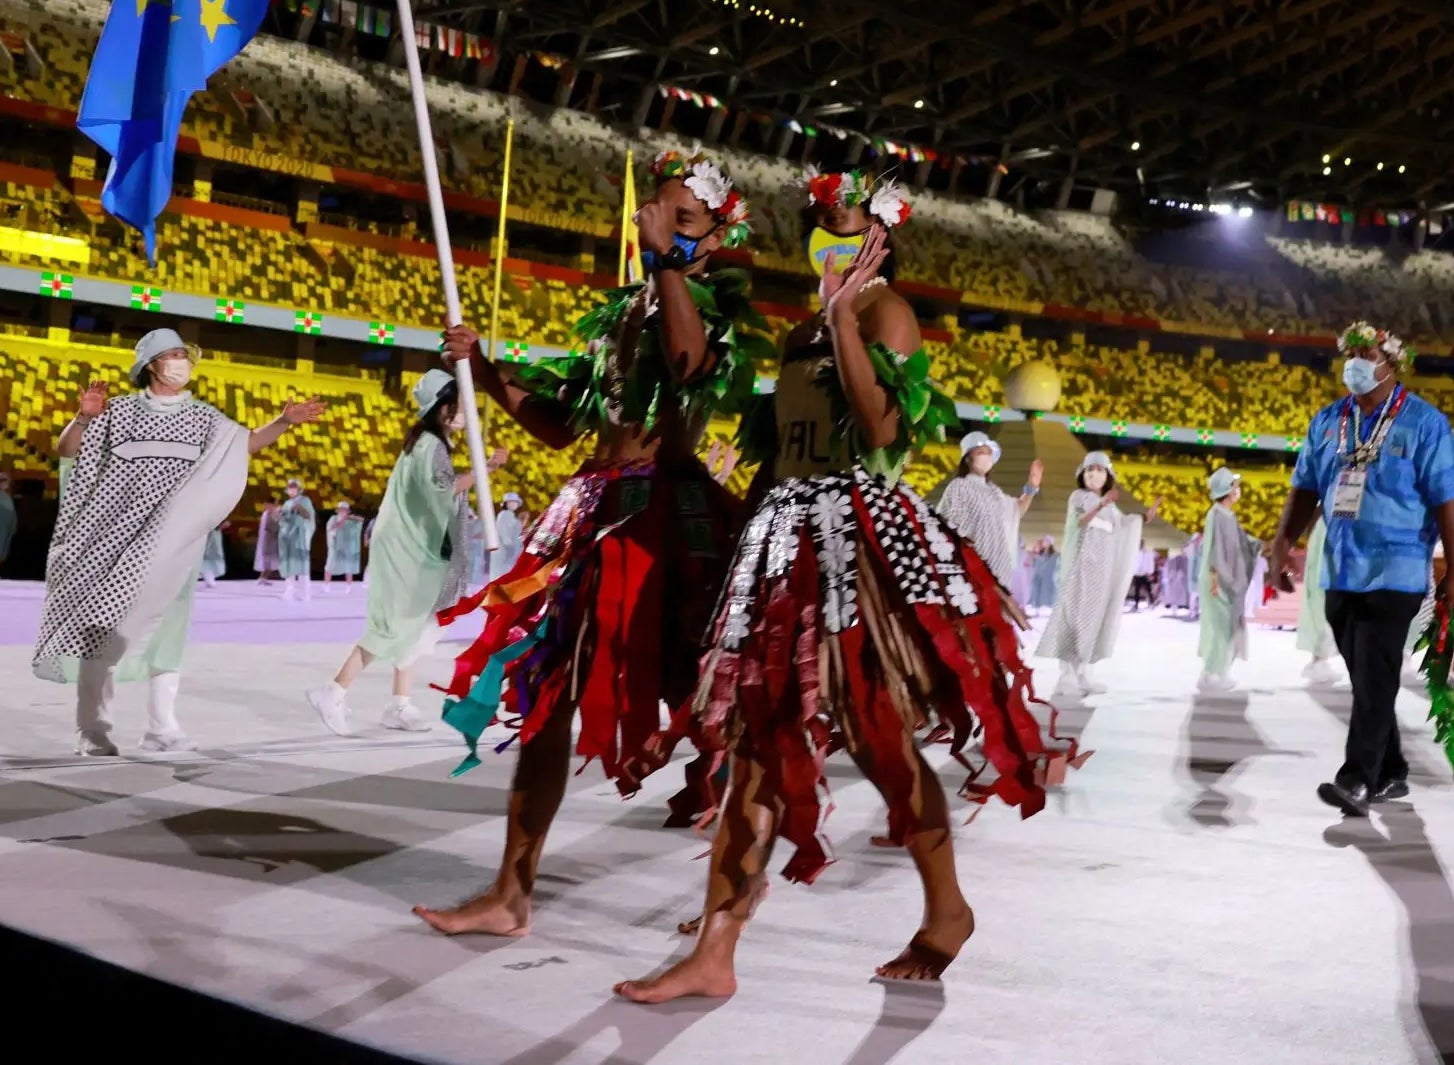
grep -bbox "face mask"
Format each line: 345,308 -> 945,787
1342,356 -> 1385,396
807,226 -> 865,277
155,359 -> 192,388
641,232 -> 706,272
969,453 -> 995,476
1083,468 -> 1108,492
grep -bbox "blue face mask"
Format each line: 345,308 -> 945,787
1342,356 -> 1384,396
640,232 -> 703,272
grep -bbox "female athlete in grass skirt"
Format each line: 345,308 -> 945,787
616,187 -> 1084,1004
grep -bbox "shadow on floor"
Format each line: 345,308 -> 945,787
1323,808 -> 1454,1063
843,980 -> 947,1065
1178,691 -> 1294,829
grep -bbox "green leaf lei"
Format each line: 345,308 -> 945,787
1414,607 -> 1454,771
734,341 -> 959,482
510,269 -> 775,435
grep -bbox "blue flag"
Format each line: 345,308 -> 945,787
77,0 -> 269,262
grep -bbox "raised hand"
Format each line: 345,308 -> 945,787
820,224 -> 889,322
633,199 -> 676,255
488,446 -> 510,471
1102,487 -> 1120,507
442,324 -> 482,367
1147,494 -> 1164,521
78,380 -> 107,418
284,396 -> 327,425
1028,458 -> 1044,489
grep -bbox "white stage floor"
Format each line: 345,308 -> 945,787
1,606 -> 1452,1064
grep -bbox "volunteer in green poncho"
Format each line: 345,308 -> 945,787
1296,514 -> 1341,685
306,369 -> 475,735
1197,467 -> 1262,693
323,500 -> 365,593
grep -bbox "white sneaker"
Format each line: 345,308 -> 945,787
1077,666 -> 1107,694
1053,667 -> 1083,698
1303,659 -> 1341,686
381,702 -> 433,732
307,685 -> 354,736
139,731 -> 200,753
75,730 -> 119,757
282,581 -> 296,601
1197,672 -> 1235,694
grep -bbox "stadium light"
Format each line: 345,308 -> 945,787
1323,166 -> 1332,175
1400,164 -> 1407,173
829,78 -> 838,86
1376,161 -> 1384,170
914,99 -> 925,109
1238,206 -> 1254,218
1322,154 -> 1331,164
1192,203 -> 1205,211
709,46 -> 720,55
1344,157 -> 1351,166
1131,140 -> 1141,151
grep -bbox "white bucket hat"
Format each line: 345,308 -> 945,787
412,368 -> 456,417
1208,467 -> 1241,500
128,328 -> 197,386
959,431 -> 1002,467
1077,450 -> 1114,475
503,492 -> 522,504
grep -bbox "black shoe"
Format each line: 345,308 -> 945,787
1371,778 -> 1410,803
1317,780 -> 1371,817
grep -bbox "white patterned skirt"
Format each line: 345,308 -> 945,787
690,466 -> 1080,885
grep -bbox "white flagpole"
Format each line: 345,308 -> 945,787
395,0 -> 499,550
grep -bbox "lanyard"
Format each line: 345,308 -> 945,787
1337,386 -> 1407,468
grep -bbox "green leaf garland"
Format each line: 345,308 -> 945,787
1415,607 -> 1454,770
510,269 -> 771,435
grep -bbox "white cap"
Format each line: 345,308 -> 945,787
413,368 -> 456,417
1208,467 -> 1241,500
128,328 -> 195,385
958,431 -> 1002,466
503,492 -> 522,504
1078,450 -> 1114,475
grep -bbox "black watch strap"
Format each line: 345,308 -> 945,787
657,244 -> 689,271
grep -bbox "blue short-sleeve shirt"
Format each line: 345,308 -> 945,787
1292,387 -> 1454,594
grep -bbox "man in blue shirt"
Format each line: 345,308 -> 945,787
1269,321 -> 1454,816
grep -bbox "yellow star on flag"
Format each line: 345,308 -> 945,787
135,0 -> 170,16
199,0 -> 236,42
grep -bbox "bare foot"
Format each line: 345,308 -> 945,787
875,905 -> 975,981
677,914 -> 703,935
412,889 -> 531,937
614,951 -> 737,1003
870,829 -> 904,849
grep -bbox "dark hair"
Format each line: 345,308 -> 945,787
135,364 -> 152,388
403,381 -> 459,456
1076,468 -> 1117,495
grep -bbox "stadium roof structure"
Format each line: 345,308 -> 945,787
416,0 -> 1454,212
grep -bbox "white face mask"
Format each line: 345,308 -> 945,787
969,452 -> 995,476
154,358 -> 192,389
1083,467 -> 1108,492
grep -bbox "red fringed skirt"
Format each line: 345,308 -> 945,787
437,458 -> 739,803
691,466 -> 1081,884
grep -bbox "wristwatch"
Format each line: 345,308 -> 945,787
654,245 -> 689,272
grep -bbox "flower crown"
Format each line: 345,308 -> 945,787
650,148 -> 752,249
794,166 -> 913,228
1338,320 -> 1414,368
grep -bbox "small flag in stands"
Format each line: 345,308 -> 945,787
369,322 -> 396,345
505,340 -> 530,361
1067,415 -> 1085,431
294,311 -> 323,335
1241,433 -> 1259,449
1110,420 -> 1127,437
215,298 -> 245,323
1285,436 -> 1302,451
40,272 -> 74,299
131,285 -> 162,311
1197,428 -> 1214,444
1153,424 -> 1170,441
982,405 -> 1001,423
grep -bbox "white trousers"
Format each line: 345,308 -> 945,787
76,662 -> 184,737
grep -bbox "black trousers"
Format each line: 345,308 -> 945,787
1324,589 -> 1424,791
1130,575 -> 1155,606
